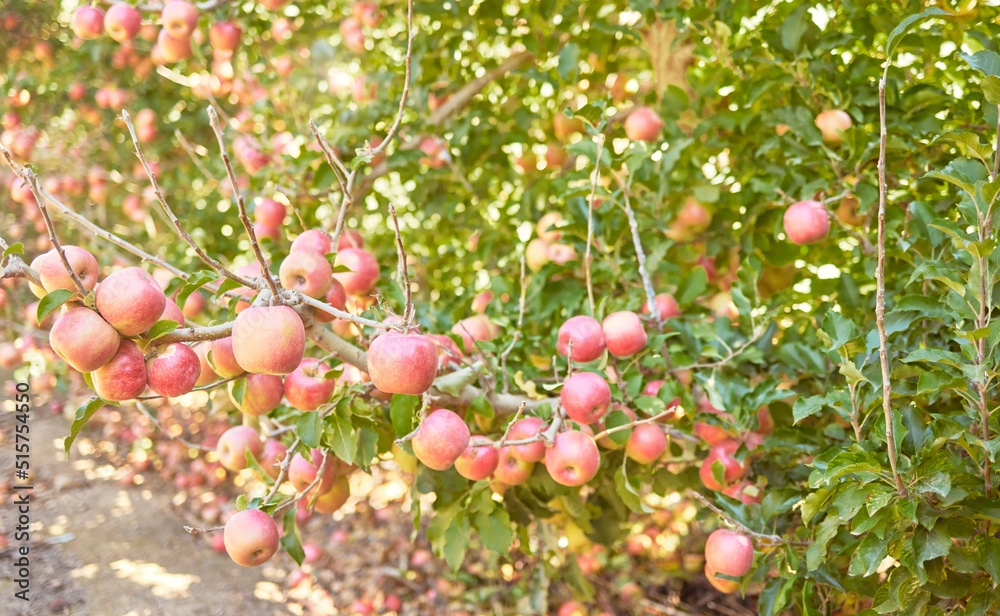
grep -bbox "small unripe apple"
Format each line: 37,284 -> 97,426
561,372 -> 611,425
161,0 -> 199,40
601,311 -> 647,357
815,109 -> 852,144
699,440 -> 746,491
232,306 -> 305,375
642,293 -> 681,321
38,246 -> 99,293
506,417 -> 547,462
557,315 -> 606,363
92,339 -> 147,401
146,342 -> 201,398
333,248 -> 380,296
71,6 -> 105,40
228,373 -> 284,416
283,358 -> 336,411
411,409 -> 470,471
217,426 -> 264,472
783,200 -> 830,245
279,251 -> 333,299
544,430 -> 600,486
624,106 -> 663,142
625,423 -> 667,464
454,436 -> 499,481
104,4 -> 141,42
224,509 -> 279,567
367,332 -> 438,395
493,447 -> 534,485
705,528 -> 754,577
49,307 -> 120,373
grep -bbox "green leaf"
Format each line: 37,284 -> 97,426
934,131 -> 995,168
793,392 -> 847,423
848,530 -> 889,577
960,49 -> 1000,77
230,377 -> 247,406
235,494 -> 248,511
37,289 -> 74,324
296,412 -> 321,448
983,76 -> 1000,104
65,397 -> 117,459
280,508 -> 305,567
214,276 -> 243,300
469,395 -> 494,420
979,535 -> 1000,588
676,266 -> 708,306
839,362 -> 868,387
2,241 -> 24,261
475,508 -> 513,554
886,8 -> 949,58
779,3 -> 809,52
146,319 -> 179,341
604,409 -> 632,446
568,99 -> 608,129
174,270 -> 216,307
327,399 -> 358,464
556,42 -> 580,81
822,312 -> 858,351
615,459 -> 652,513
390,394 -> 420,438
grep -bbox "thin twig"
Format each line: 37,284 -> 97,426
590,406 -> 678,442
137,375 -> 239,399
174,128 -> 215,185
387,204 -> 413,325
614,171 -> 660,331
690,491 -> 809,546
273,450 -> 329,514
494,402 -> 526,448
23,169 -> 87,294
182,524 -> 226,534
206,106 -> 282,300
584,134 -> 605,317
369,0 -> 414,159
263,436 -> 302,505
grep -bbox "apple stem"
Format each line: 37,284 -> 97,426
369,0 -> 414,161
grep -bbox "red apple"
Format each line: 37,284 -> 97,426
193,343 -> 218,386
547,243 -> 577,265
283,358 -> 336,411
155,27 -> 192,63
290,229 -> 333,255
313,279 -> 348,324
209,20 -> 242,54
217,426 -> 264,472
699,440 -> 746,491
756,406 -> 774,435
279,251 -> 333,299
545,430 -> 600,486
367,331 -> 438,395
228,373 -> 284,416
92,339 -> 147,401
96,267 -> 167,336
182,291 -> 205,319
288,448 -> 337,492
506,416 -> 547,462
255,198 -> 285,226
722,481 -> 762,505
313,475 -> 350,513
624,106 -> 663,142
451,314 -> 499,353
411,409 -> 470,471
625,423 -> 667,464
161,1 -> 199,40
601,311 -> 647,357
493,447 -> 534,485
705,528 -> 754,577
425,333 -> 463,369
71,6 -> 105,40
260,439 -> 288,479
815,109 -> 852,144
146,342 -> 201,397
224,509 -> 279,567
642,293 -> 681,321
338,229 -> 364,250
783,200 -> 830,245
38,246 -> 99,293
525,238 -> 550,271
333,248 -> 380,295
454,436 -> 499,481
210,337 -> 245,378
705,563 -> 740,593
104,4 -> 141,42
159,299 -> 186,327
560,372 -> 611,425
49,307 -> 120,373
232,306 -> 305,375
558,601 -> 587,616
557,315 -> 606,362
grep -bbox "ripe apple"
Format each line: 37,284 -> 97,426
722,481 -> 762,505
161,1 -> 199,40
193,343 -> 218,386
756,405 -> 774,435
624,106 -> 663,142
525,238 -> 550,271
625,423 -> 667,464
451,314 -> 499,353
260,439 -> 288,479
284,358 -> 336,411
602,311 -> 647,357
146,342 -> 201,397
553,113 -> 584,140
313,475 -> 350,513
558,601 -> 587,616
547,243 -> 577,265
667,199 -> 712,241
783,200 -> 830,245
209,337 -> 245,378
313,280 -> 348,324
338,229 -> 364,250
232,306 -> 305,375
367,332 -> 438,395
182,291 -> 205,319
699,440 -> 747,491
705,528 -> 754,577
705,563 -> 740,593
545,430 -> 600,486
96,267 -> 167,336
815,109 -> 852,144
49,307 -> 120,373
288,449 -> 337,492
159,299 -> 186,327
209,20 -> 242,54
155,27 -> 192,63
454,436 -> 499,481
557,315 -> 606,363
545,144 -> 568,169
217,426 -> 264,472
92,339 -> 147,401
494,447 -> 534,485
254,198 -> 285,227
411,409 -> 471,471
71,6 -> 105,40
471,291 -> 493,314
290,229 -> 333,255
279,251 -> 333,299
642,293 -> 681,321
352,1 -> 381,27
228,373 -> 284,416
104,4 -> 141,41
333,248 -> 380,295
506,416 -> 547,462
224,509 -> 279,567
561,372 -> 611,425
0,344 -> 19,370
38,246 -> 99,293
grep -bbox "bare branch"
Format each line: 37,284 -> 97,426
387,203 -> 413,324
690,491 -> 808,547
614,171 -> 660,331
263,436 -> 302,506
427,51 -> 535,127
369,0 -> 415,159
